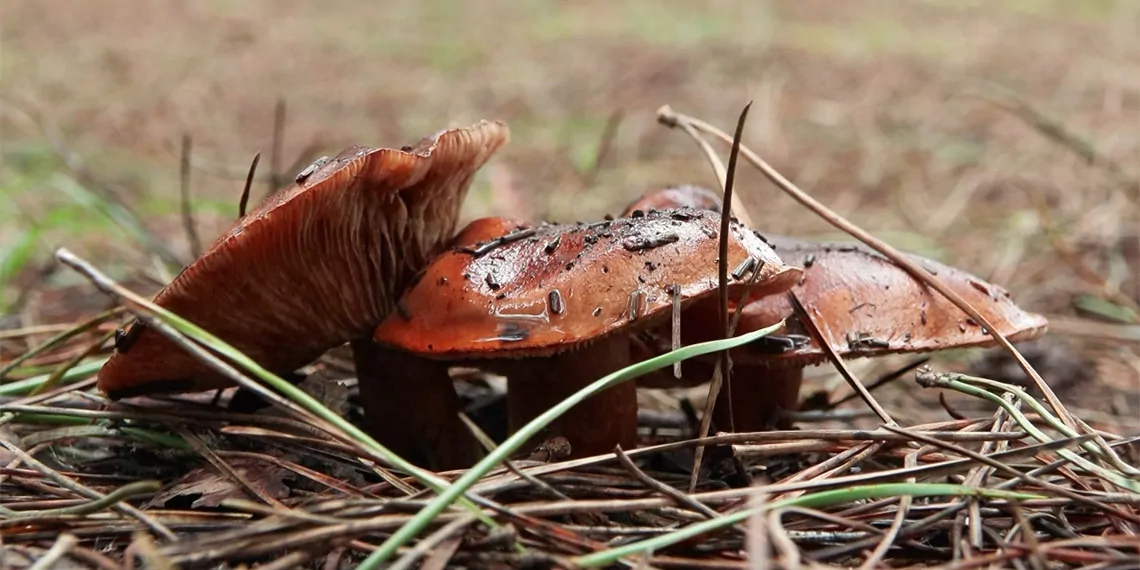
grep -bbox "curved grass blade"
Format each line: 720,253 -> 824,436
919,371 -> 1140,492
0,359 -> 104,397
52,248 -> 497,526
358,321 -> 786,568
0,308 -> 121,381
574,483 -> 1045,567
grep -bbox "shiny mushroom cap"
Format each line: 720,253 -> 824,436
683,237 -> 1050,367
622,185 -> 724,216
450,216 -> 532,247
98,121 -> 510,397
373,208 -> 802,359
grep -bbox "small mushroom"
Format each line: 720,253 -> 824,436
626,186 -> 1049,431
680,237 -> 1049,430
96,121 -> 509,468
622,184 -> 725,215
372,208 -> 802,457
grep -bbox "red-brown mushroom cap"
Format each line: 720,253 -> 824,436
681,237 -> 1050,367
450,216 -> 532,247
373,208 -> 803,359
622,185 -> 724,216
98,121 -> 510,397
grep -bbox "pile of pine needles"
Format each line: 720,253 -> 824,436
2,107 -> 1138,569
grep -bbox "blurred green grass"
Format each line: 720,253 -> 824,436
1,0 -> 1136,318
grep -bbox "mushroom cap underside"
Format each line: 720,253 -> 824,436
678,237 -> 1049,367
372,208 -> 803,359
97,120 -> 510,397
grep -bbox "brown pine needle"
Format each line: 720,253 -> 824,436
687,100 -> 755,493
655,104 -> 1077,432
239,151 -> 261,218
787,292 -> 895,425
179,133 -> 201,258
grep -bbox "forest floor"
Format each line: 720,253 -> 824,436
1,1 -> 1138,567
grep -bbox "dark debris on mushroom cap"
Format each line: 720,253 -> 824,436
372,208 -> 803,359
97,120 -> 510,397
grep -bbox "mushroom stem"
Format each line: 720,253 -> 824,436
504,337 -> 638,458
713,365 -> 802,432
351,339 -> 480,470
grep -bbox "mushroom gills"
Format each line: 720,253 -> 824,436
96,121 -> 510,398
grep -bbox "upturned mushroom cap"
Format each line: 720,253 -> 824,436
372,208 -> 802,359
689,237 -> 1050,367
98,121 -> 510,397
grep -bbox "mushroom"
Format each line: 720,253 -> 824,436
623,184 -> 725,214
96,121 -> 509,468
354,216 -> 531,467
626,186 -> 1049,431
371,208 -> 802,457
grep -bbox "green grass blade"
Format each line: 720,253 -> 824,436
53,175 -> 181,267
119,426 -> 192,450
1,413 -> 91,426
574,483 -> 1045,567
0,228 -> 39,284
0,309 -> 119,381
0,359 -> 104,396
0,228 -> 40,311
1073,293 -> 1138,324
358,321 -> 786,569
922,373 -> 1140,491
97,283 -> 499,526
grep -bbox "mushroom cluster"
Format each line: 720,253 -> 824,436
96,121 -> 801,469
96,120 -> 1047,470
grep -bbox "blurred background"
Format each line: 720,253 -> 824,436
2,1 -> 1137,422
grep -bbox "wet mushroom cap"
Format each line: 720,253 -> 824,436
622,185 -> 724,216
97,121 -> 510,396
373,208 -> 802,358
450,216 -> 532,247
681,237 -> 1050,367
